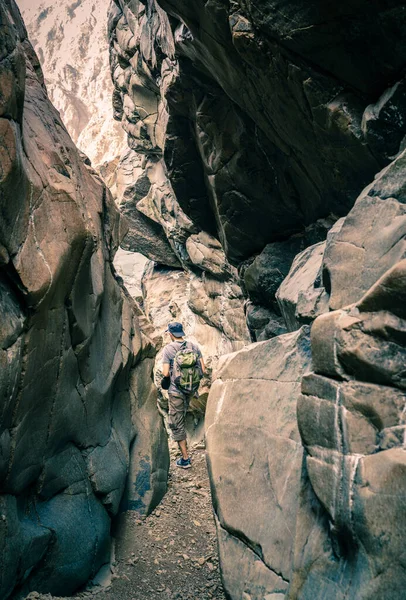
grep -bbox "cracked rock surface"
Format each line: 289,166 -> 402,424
0,2 -> 168,598
107,1 -> 406,598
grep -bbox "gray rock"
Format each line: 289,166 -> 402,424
276,242 -> 328,331
245,302 -> 287,341
108,0 -> 399,269
186,231 -> 235,280
322,151 -> 406,311
291,156 -> 406,598
362,78 -> 406,161
0,5 -> 168,597
216,519 -> 288,600
206,327 -> 312,597
244,219 -> 335,313
121,357 -> 170,515
188,274 -> 250,343
116,151 -> 181,267
244,238 -> 304,310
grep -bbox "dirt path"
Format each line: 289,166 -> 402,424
24,443 -> 226,600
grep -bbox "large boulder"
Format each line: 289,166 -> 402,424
186,231 -> 236,280
206,327 -> 312,598
276,242 -> 327,331
292,275 -> 406,599
0,3 -> 168,597
115,150 -> 182,267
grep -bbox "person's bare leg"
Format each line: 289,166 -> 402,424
178,439 -> 188,460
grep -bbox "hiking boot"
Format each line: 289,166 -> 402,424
176,457 -> 192,469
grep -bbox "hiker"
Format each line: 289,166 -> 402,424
161,322 -> 205,469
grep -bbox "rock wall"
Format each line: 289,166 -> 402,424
19,0 -> 127,170
205,152 -> 406,599
289,151 -> 406,600
0,2 -> 168,598
108,0 -> 406,342
106,1 -> 406,598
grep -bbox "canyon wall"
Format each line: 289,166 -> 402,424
19,0 -> 126,170
107,1 -> 406,599
0,2 -> 168,598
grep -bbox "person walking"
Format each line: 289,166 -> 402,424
161,322 -> 205,469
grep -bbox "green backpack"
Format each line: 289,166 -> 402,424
173,342 -> 202,394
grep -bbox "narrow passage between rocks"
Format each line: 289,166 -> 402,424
24,444 -> 225,600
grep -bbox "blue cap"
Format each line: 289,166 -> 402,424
165,322 -> 185,337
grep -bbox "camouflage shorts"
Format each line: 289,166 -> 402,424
168,393 -> 191,442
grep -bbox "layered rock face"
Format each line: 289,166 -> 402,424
206,153 -> 406,600
0,2 -> 168,598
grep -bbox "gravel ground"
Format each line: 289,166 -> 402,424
22,443 -> 226,600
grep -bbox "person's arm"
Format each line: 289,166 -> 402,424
161,348 -> 171,389
162,363 -> 170,377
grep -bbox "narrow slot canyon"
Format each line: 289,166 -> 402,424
1,1 -> 406,600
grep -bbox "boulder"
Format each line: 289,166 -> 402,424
244,238 -> 304,310
186,231 -> 236,280
206,327 -> 312,598
322,151 -> 406,311
114,248 -> 149,301
293,372 -> 406,599
115,150 -> 181,267
245,302 -> 288,342
276,242 -> 327,331
362,78 -> 406,161
244,220 -> 336,311
188,274 -> 250,343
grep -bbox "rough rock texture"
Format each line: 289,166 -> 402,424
276,219 -> 345,332
108,0 -> 406,267
206,327 -> 312,598
241,218 -> 336,339
106,1 -> 406,598
19,0 -> 126,169
289,152 -> 406,600
114,248 -> 148,301
107,0 -> 406,344
141,262 -> 249,443
276,242 -> 327,331
0,3 -> 168,598
322,153 -> 406,311
206,154 -> 406,599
